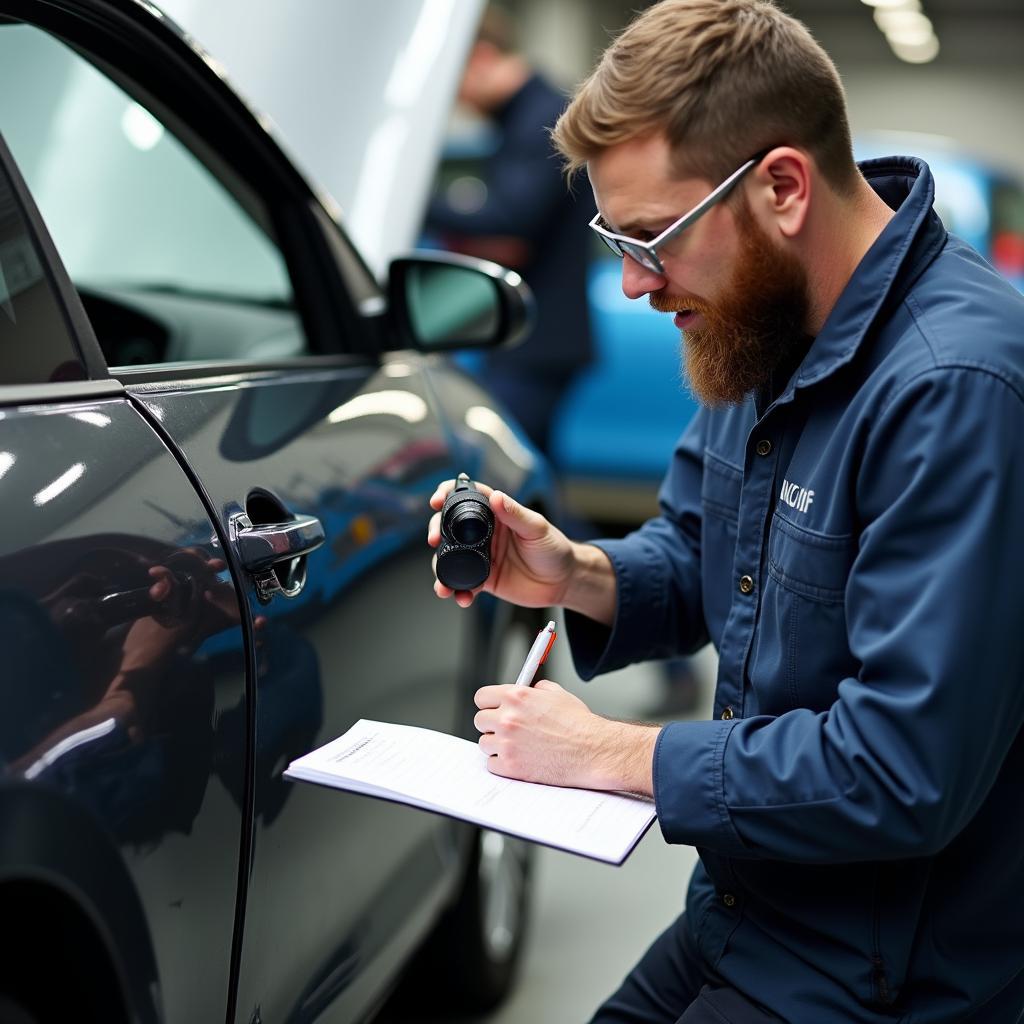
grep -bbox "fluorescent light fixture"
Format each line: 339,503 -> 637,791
874,9 -> 933,37
890,35 -> 941,62
866,0 -> 940,65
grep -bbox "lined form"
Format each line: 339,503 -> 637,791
285,719 -> 656,864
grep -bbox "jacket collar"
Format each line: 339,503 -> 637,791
778,156 -> 948,399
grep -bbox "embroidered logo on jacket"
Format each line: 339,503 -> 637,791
780,479 -> 815,514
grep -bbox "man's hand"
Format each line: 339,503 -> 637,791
427,480 -> 618,624
428,480 -> 576,609
473,681 -> 661,796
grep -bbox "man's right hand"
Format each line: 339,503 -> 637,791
427,480 -> 575,610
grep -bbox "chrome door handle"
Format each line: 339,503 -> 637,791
230,512 -> 325,600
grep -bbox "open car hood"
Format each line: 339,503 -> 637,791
156,0 -> 483,276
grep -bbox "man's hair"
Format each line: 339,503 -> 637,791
475,4 -> 518,55
552,0 -> 859,195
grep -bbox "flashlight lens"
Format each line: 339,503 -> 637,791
449,506 -> 489,545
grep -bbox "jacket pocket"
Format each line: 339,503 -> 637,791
748,511 -> 860,714
869,860 -> 931,1012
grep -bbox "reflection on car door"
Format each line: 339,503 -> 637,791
133,360 -> 474,1023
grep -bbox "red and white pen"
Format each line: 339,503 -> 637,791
514,619 -> 557,687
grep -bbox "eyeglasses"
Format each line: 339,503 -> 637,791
589,153 -> 763,274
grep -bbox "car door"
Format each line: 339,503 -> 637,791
0,133 -> 248,1023
0,5 -> 476,1023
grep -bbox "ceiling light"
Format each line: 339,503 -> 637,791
873,9 -> 932,35
890,35 -> 941,63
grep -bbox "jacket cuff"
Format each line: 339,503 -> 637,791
564,538 -> 668,681
654,720 -> 747,854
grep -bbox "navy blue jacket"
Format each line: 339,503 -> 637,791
569,158 -> 1024,1022
426,73 -> 594,374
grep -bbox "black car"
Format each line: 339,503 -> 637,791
0,2 -> 555,1021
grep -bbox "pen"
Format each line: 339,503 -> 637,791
514,619 -> 557,686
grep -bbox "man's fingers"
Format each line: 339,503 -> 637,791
474,683 -> 517,709
147,566 -> 173,602
474,708 -> 498,734
532,679 -> 564,693
427,511 -> 442,547
490,490 -> 549,541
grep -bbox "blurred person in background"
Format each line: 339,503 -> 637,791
424,3 -> 594,457
428,0 -> 1024,1021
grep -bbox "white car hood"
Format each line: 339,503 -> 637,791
156,0 -> 482,277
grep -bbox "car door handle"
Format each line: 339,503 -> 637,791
230,512 -> 325,599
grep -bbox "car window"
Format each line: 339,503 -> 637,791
0,23 -> 307,367
0,140 -> 86,385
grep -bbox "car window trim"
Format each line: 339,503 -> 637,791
0,378 -> 123,407
111,353 -> 381,388
0,130 -> 109,383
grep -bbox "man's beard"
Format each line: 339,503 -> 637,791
650,202 -> 811,406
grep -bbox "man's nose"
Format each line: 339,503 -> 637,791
621,254 -> 667,300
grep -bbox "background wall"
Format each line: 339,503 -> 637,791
505,0 -> 1024,180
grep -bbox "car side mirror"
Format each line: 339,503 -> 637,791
386,251 -> 534,352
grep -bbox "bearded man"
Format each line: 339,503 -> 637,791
427,1 -> 1024,1020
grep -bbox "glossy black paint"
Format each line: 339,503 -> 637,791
0,397 -> 247,1019
136,363 -> 460,1022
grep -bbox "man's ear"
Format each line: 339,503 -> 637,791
750,147 -> 811,239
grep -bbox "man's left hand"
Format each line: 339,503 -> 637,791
473,681 -> 660,796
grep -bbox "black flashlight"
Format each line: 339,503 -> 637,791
435,473 -> 495,591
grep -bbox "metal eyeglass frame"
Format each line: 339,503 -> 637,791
589,152 -> 765,274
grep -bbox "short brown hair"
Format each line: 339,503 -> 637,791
552,0 -> 858,195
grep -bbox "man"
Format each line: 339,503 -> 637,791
424,4 -> 593,456
428,1 -> 1024,1021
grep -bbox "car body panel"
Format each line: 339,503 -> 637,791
131,361 -> 478,1024
0,395 -> 247,1022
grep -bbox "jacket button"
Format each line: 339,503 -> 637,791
739,574 -> 755,594
756,439 -> 772,456
722,893 -> 737,907
721,707 -> 734,720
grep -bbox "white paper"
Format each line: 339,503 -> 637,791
284,719 -> 656,864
